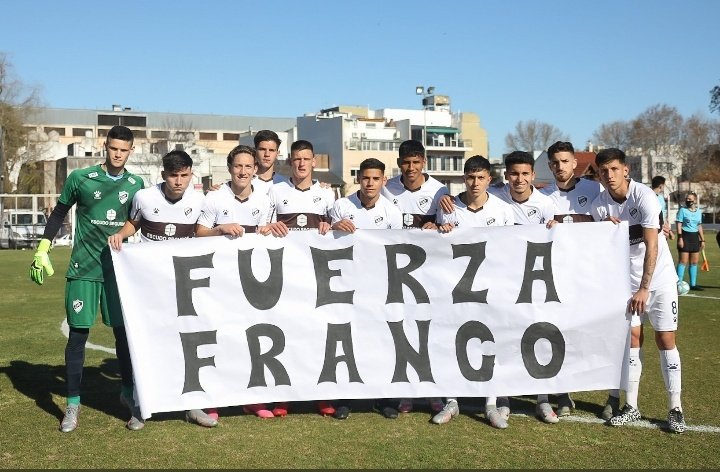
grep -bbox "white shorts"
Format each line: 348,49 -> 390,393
631,286 -> 678,332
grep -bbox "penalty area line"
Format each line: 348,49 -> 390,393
60,319 -> 116,354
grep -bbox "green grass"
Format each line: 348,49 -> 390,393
1,236 -> 720,469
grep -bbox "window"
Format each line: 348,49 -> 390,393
72,128 -> 91,137
350,168 -> 360,184
43,127 -> 66,136
151,130 -> 170,139
223,133 -> 240,141
130,129 -> 147,139
199,132 -> 217,140
365,123 -> 376,129
97,114 -> 147,127
98,128 -> 109,137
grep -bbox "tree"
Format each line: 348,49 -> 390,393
710,81 -> 720,114
592,120 -> 632,149
0,53 -> 41,193
504,119 -> 569,154
678,113 -> 720,179
629,104 -> 683,156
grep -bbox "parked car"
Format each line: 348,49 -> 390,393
53,234 -> 73,247
0,210 -> 47,249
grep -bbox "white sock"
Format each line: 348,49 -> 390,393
446,397 -> 457,403
486,396 -> 497,408
627,347 -> 642,409
537,394 -> 549,403
659,347 -> 682,410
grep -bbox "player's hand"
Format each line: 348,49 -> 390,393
318,221 -> 331,235
217,223 -> 245,237
605,216 -> 622,225
257,225 -> 272,236
661,222 -> 672,239
268,221 -> 289,237
331,219 -> 356,233
421,221 -> 438,230
545,219 -> 558,229
30,238 -> 54,285
677,237 -> 684,249
438,223 -> 454,233
628,287 -> 649,315
439,194 -> 455,214
108,233 -> 124,251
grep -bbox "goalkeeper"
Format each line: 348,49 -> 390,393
30,125 -> 144,433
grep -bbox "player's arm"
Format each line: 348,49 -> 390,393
439,194 -> 456,214
108,219 -> 141,251
30,202 -> 72,285
630,226 -> 658,315
329,200 -> 356,233
675,210 -> 684,249
196,223 -> 244,237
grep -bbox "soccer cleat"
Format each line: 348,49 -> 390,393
271,403 -> 289,417
485,407 -> 508,429
317,401 -> 335,416
609,404 -> 641,426
429,397 -> 445,414
536,401 -> 559,424
205,408 -> 219,421
59,404 -> 80,433
601,395 -> 621,421
186,409 -> 218,427
690,285 -> 704,291
496,396 -> 511,420
398,398 -> 413,413
667,407 -> 686,434
431,399 -> 459,424
119,392 -> 145,431
242,404 -> 274,419
556,393 -> 575,417
374,402 -> 398,419
333,405 -> 351,420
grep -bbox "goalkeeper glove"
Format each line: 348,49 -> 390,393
30,238 -> 54,285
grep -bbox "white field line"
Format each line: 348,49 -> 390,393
58,319 -> 720,433
680,293 -> 720,300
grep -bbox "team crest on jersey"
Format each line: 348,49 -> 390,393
88,172 -> 99,178
313,196 -> 321,204
403,213 -> 414,227
128,177 -> 136,185
106,209 -> 117,221
251,208 -> 260,217
184,207 -> 193,217
577,196 -> 588,207
527,208 -> 537,218
164,224 -> 176,237
418,197 -> 431,213
487,217 -> 496,226
297,214 -> 308,227
94,190 -> 102,200
374,216 -> 384,226
118,191 -> 129,204
630,208 -> 639,219
72,299 -> 84,313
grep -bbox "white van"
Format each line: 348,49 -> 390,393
0,210 -> 47,249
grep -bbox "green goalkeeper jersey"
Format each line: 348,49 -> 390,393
59,164 -> 144,281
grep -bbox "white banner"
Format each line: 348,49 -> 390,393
112,222 -> 632,419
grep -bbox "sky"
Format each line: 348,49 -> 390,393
1,0 -> 718,158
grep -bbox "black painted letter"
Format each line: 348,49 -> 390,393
520,322 -> 565,379
180,330 -> 217,394
318,323 -> 363,384
385,244 -> 429,304
455,321 -> 495,381
451,242 -> 488,304
173,253 -> 214,317
387,320 -> 434,383
311,246 -> 355,308
238,248 -> 284,310
516,242 -> 560,303
246,324 -> 291,388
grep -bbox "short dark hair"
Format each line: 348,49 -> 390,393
227,144 -> 257,167
359,158 -> 385,174
504,151 -> 535,169
254,130 -> 281,148
464,155 -> 491,174
162,150 -> 193,172
651,175 -> 666,189
398,140 -> 425,159
290,139 -> 314,155
106,125 -> 134,144
595,148 -> 626,166
547,141 -> 575,159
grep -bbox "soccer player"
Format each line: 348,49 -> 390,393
675,191 -> 705,291
29,125 -> 145,432
266,139 -> 336,417
107,150 -> 215,428
434,155 -> 514,428
329,157 -> 403,420
252,129 -> 289,195
489,150 -> 559,425
381,139 -> 448,417
540,141 -> 604,418
590,148 -> 685,434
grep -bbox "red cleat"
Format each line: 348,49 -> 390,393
317,401 -> 335,416
272,402 -> 289,417
243,403 -> 274,418
205,408 -> 219,421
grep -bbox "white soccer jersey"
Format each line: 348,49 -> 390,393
382,173 -> 449,228
197,182 -> 272,233
489,185 -> 555,225
268,179 -> 335,230
540,178 -> 604,223
252,172 -> 289,196
129,184 -> 204,242
590,179 -> 677,290
438,192 -> 515,228
330,192 -> 403,229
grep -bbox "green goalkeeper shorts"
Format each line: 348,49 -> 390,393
64,275 -> 124,328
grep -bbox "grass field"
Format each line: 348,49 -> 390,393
1,235 -> 720,469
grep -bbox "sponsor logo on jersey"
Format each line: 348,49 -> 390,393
222,209 -> 229,216
393,199 -> 399,205
72,299 -> 84,313
349,214 -> 355,220
153,208 -> 159,214
118,191 -> 129,204
418,197 -> 431,212
403,213 -> 414,227
128,177 -> 136,185
94,190 -> 102,200
487,217 -> 496,226
578,196 -> 588,207
106,209 -> 117,221
630,208 -> 639,219
283,199 -> 289,205
184,207 -> 193,217
563,215 -> 574,224
164,224 -> 177,237
297,214 -> 308,227
88,172 -> 98,178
